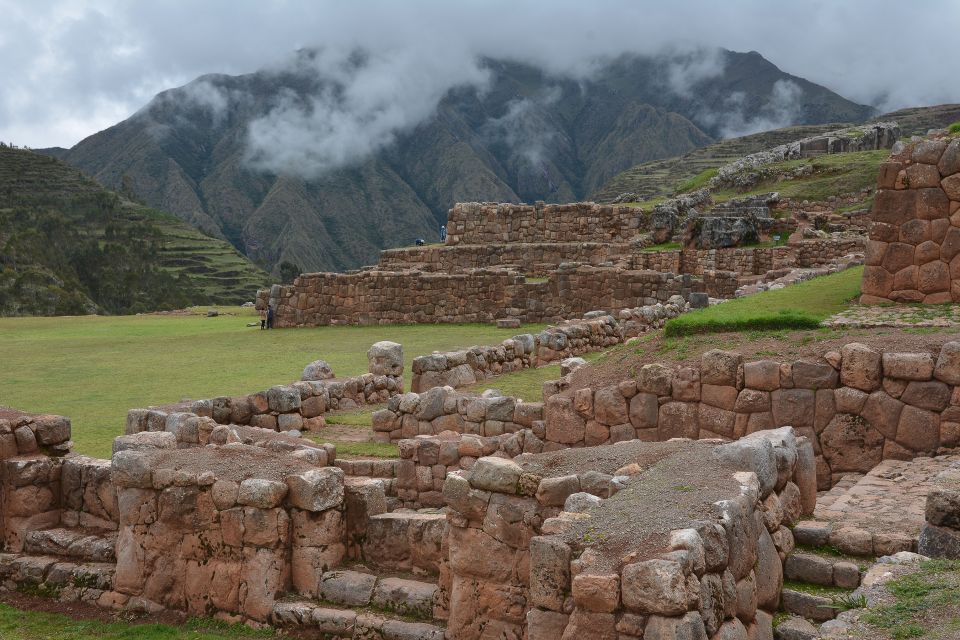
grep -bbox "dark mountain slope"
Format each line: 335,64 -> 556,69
51,49 -> 872,273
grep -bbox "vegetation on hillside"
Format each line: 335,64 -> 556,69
594,103 -> 960,204
0,146 -> 269,315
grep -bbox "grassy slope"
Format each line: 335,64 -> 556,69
591,122 -> 851,202
665,267 -> 863,336
592,104 -> 960,204
0,146 -> 268,310
0,309 -> 546,458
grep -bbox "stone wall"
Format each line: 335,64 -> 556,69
378,342 -> 960,492
440,430 -> 813,639
445,202 -> 646,246
127,342 -> 403,434
378,242 -> 628,276
628,239 -> 864,276
372,386 -> 544,444
377,238 -> 864,282
264,266 -> 700,327
861,136 -> 960,303
919,467 -> 960,558
410,316 -> 623,393
0,412 -> 73,552
110,445 -> 345,620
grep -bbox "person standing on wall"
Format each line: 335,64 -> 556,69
267,304 -> 275,329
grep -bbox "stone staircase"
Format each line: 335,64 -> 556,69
772,459 -> 960,637
0,552 -> 115,602
23,526 -> 117,563
272,567 -> 445,637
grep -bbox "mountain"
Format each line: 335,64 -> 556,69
49,49 -> 873,273
0,145 -> 269,316
591,103 -> 960,203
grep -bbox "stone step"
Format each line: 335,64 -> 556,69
773,614 -> 821,640
273,599 -> 445,639
815,473 -> 863,510
784,552 -> 861,588
361,511 -> 447,576
315,569 -> 438,620
780,588 -> 837,623
23,527 -> 116,563
0,553 -> 115,597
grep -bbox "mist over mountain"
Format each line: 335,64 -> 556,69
49,48 -> 873,274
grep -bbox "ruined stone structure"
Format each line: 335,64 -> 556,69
4,336 -> 960,637
861,135 -> 960,303
262,266 -> 701,327
410,315 -> 624,393
126,341 -> 404,433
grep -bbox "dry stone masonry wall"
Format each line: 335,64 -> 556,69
378,342 -> 960,493
410,315 -> 623,393
264,266 -> 700,327
445,202 -> 646,246
861,135 -> 960,303
126,341 -> 403,434
441,431 -> 813,639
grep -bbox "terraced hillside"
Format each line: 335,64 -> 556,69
592,103 -> 960,203
0,146 -> 268,315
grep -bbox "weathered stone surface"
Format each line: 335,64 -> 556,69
594,387 -> 628,425
545,396 -> 586,444
820,414 -> 884,473
237,479 -> 288,509
469,457 -> 522,493
301,359 -> 335,381
883,352 -> 935,380
285,468 -> 344,512
744,361 -> 780,392
621,559 -> 689,615
840,343 -> 881,391
702,350 -> 742,387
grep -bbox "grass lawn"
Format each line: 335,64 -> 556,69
0,308 -> 546,459
665,266 -> 863,337
0,604 -> 281,639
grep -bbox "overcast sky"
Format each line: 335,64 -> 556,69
2,0 -> 958,149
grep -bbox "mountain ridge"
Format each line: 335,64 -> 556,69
47,49 -> 873,273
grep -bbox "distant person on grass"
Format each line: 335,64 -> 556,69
440,225 -> 447,242
259,306 -> 267,330
267,305 -> 274,329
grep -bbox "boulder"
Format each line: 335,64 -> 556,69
302,360 -> 335,381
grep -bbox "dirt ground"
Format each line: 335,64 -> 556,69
520,440 -> 740,569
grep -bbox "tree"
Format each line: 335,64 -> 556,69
279,261 -> 301,285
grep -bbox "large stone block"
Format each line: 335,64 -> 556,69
621,559 -> 688,615
545,395 -> 586,444
839,343 -> 881,392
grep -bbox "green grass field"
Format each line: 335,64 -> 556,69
0,604 -> 281,639
0,308 -> 546,458
664,267 -> 863,336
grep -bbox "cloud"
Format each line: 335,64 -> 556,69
699,79 -> 806,139
481,86 -> 562,170
243,46 -> 491,177
1,0 -> 959,150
